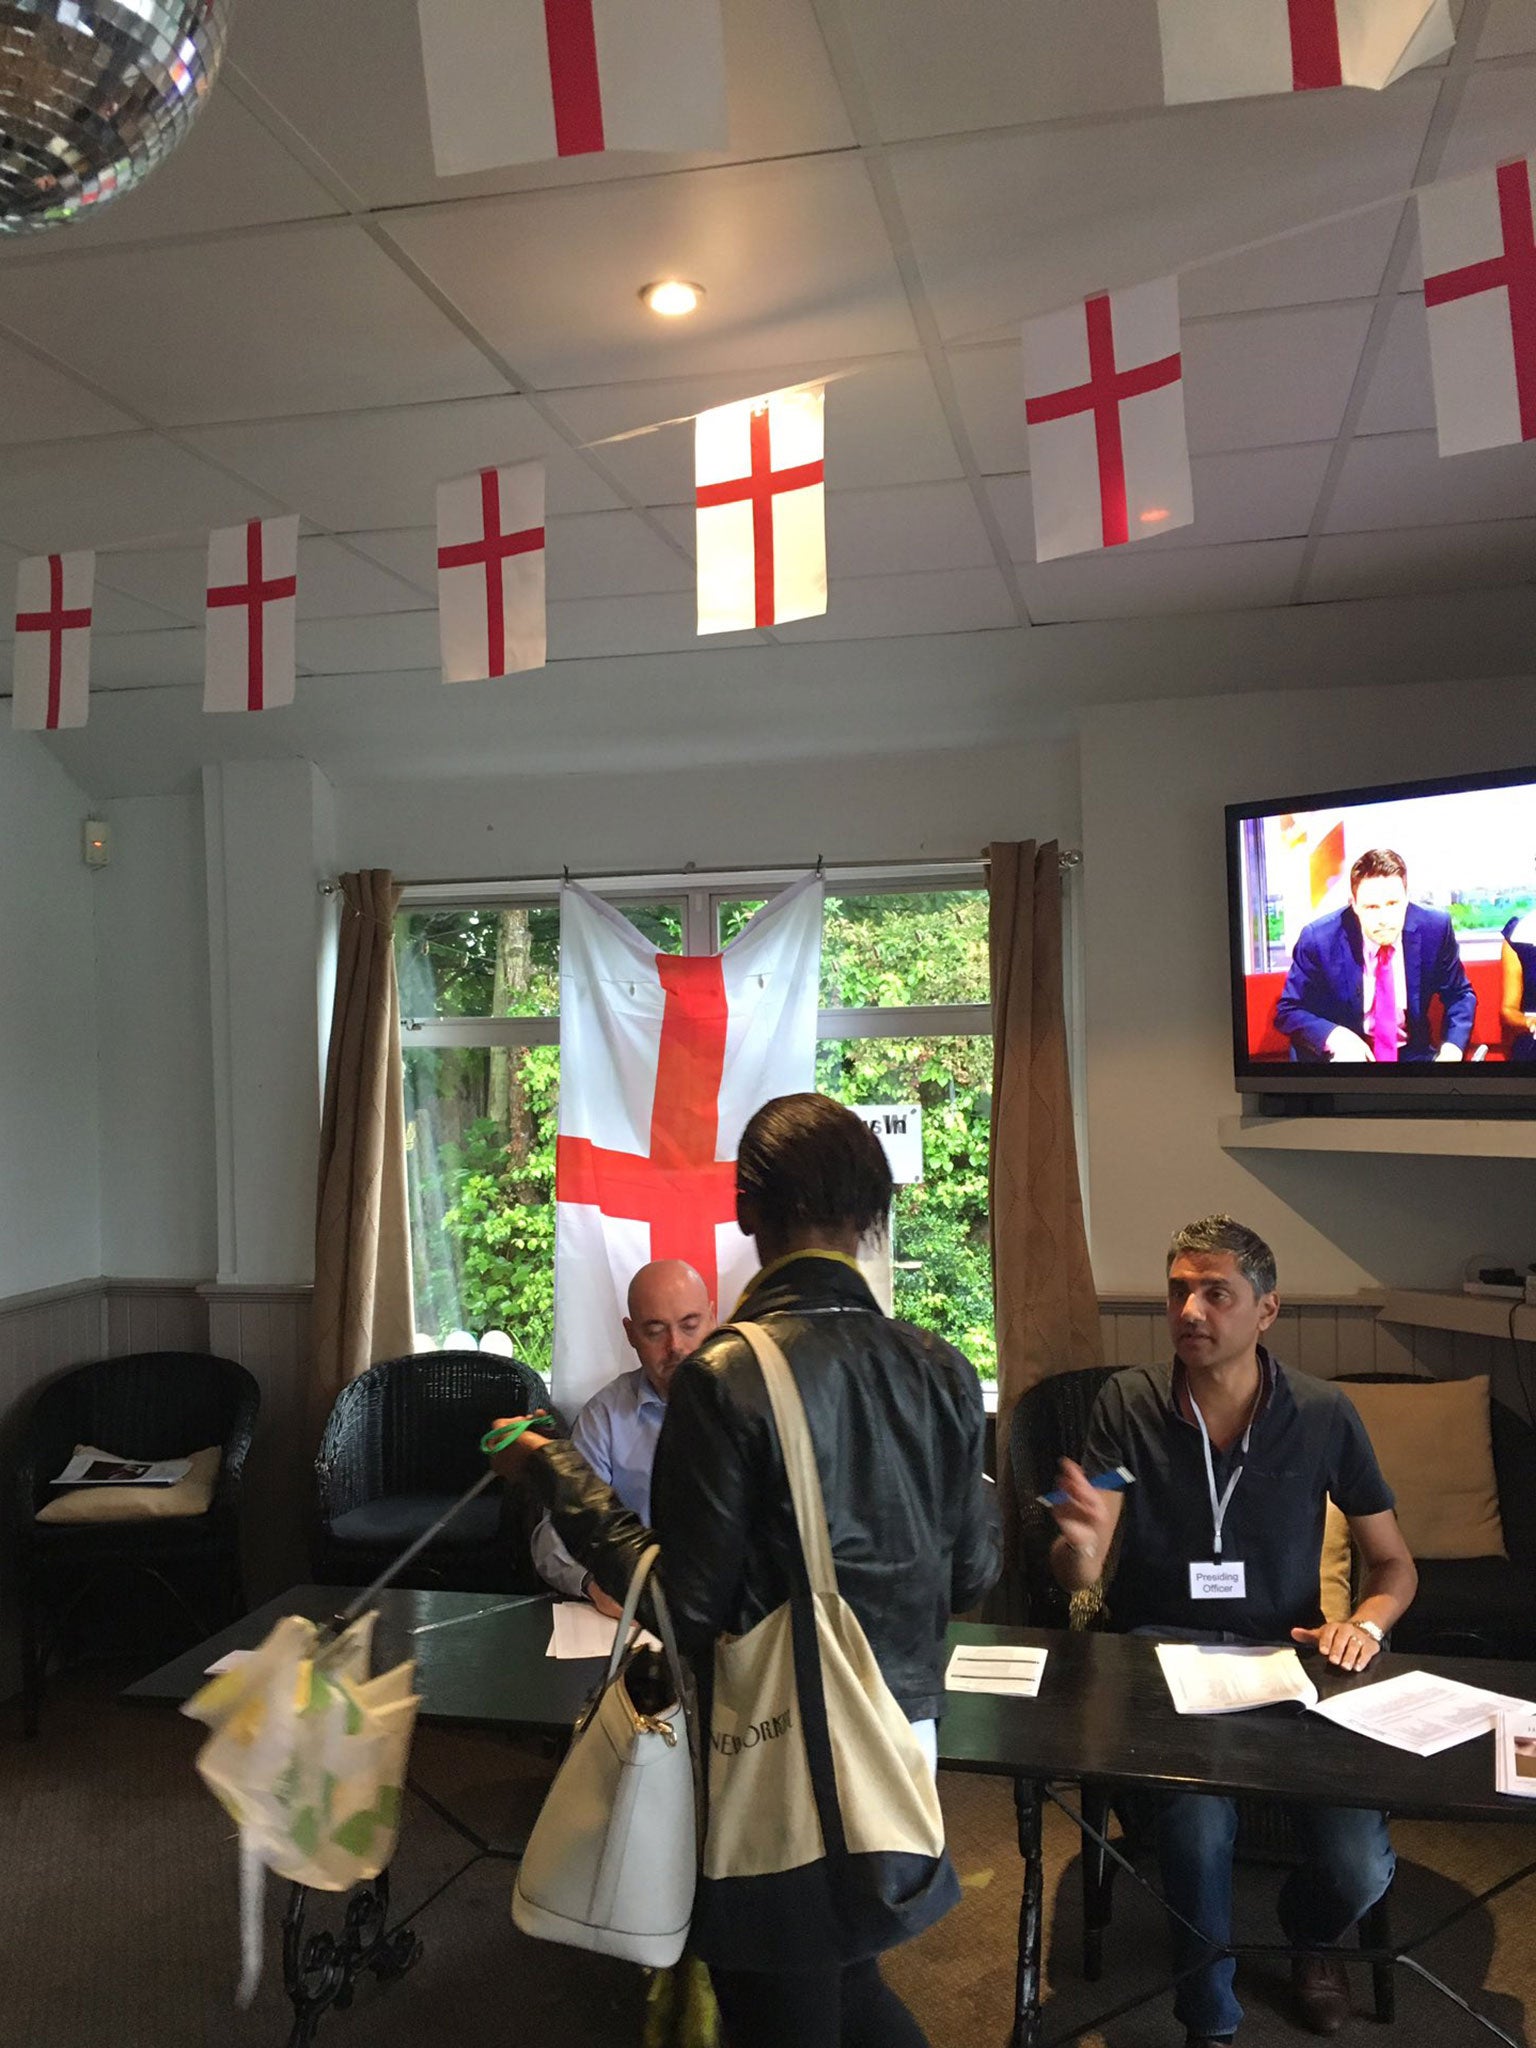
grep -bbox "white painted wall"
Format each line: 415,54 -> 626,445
1081,674 -> 1536,1297
0,730 -> 100,1295
95,794 -> 217,1280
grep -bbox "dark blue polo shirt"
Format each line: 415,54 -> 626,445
1082,1350 -> 1395,1643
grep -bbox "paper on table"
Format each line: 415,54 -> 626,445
1495,1706 -> 1536,1797
1157,1642 -> 1319,1715
204,1649 -> 253,1676
1310,1671 -> 1534,1756
945,1643 -> 1048,1697
546,1602 -> 660,1660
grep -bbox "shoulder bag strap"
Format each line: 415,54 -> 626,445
731,1320 -> 839,1599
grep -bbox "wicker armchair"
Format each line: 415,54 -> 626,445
312,1351 -> 556,1595
14,1350 -> 260,1736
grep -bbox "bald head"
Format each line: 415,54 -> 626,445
624,1261 -> 713,1398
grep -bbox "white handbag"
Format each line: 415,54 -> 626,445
512,1544 -> 697,1967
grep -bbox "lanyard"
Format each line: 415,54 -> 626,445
1190,1397 -> 1255,1560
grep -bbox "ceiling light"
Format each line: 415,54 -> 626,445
641,279 -> 704,318
1139,507 -> 1171,524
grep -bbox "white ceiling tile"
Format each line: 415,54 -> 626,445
1182,302 -> 1374,452
987,444 -> 1330,559
1480,0 -> 1536,56
546,356 -> 963,504
183,399 -> 620,530
87,628 -> 205,691
0,87 -> 343,262
0,435 -> 269,553
1016,539 -> 1306,622
1437,59 -> 1536,181
549,592 -> 762,658
947,344 -> 1028,476
298,611 -> 441,675
844,0 -> 1164,139
88,584 -> 190,634
1182,210 -> 1399,318
228,0 -> 851,212
0,224 -> 508,428
1304,520 -> 1536,602
385,157 -> 920,390
826,482 -> 996,579
889,81 -> 1437,340
1324,431 -> 1536,529
0,339 -> 138,443
1355,294 -> 1435,436
768,566 -> 1017,641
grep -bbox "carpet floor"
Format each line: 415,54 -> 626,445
1,1672 -> 1533,2048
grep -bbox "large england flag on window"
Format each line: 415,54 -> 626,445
551,873 -> 822,1413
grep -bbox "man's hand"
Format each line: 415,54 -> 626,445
486,1415 -> 552,1481
1290,1620 -> 1382,1672
1435,1042 -> 1464,1062
1047,1459 -> 1117,1562
1324,1026 -> 1373,1062
586,1579 -> 623,1620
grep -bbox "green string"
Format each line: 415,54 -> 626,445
480,1412 -> 553,1455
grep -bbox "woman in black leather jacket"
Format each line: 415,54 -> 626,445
492,1092 -> 1000,2048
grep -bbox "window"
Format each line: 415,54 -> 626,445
395,870 -> 995,1378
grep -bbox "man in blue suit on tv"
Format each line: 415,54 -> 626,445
1275,848 -> 1476,1064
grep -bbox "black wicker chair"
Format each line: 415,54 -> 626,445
14,1350 -> 260,1736
313,1351 -> 556,1595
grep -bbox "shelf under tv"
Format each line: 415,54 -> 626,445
1218,1115 -> 1536,1160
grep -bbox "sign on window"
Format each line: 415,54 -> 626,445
859,1105 -> 923,1185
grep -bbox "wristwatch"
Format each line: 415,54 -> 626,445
1351,1617 -> 1384,1644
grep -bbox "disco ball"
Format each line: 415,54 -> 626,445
0,1 -> 232,235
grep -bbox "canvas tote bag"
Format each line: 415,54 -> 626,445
694,1319 -> 960,1970
513,1544 -> 697,1967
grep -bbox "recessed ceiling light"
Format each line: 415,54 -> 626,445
640,279 -> 704,318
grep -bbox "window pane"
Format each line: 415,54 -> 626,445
403,1043 -> 559,1371
717,889 -> 988,1008
817,1033 -> 995,1379
396,900 -> 682,1020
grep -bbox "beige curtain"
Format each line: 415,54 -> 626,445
988,841 -> 1103,1602
311,870 -> 415,1430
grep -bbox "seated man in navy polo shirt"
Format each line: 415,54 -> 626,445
1047,1215 -> 1418,2048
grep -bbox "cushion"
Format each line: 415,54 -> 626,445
1336,1377 -> 1506,1561
37,1444 -> 221,1524
1319,1499 -> 1352,1621
328,1493 -> 503,1550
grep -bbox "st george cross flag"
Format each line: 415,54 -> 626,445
1158,0 -> 1453,103
695,385 -> 827,633
551,872 -> 822,1413
13,551 -> 93,732
205,515 -> 299,715
436,461 -> 546,683
1022,278 -> 1193,562
1420,156 -> 1536,456
417,0 -> 727,175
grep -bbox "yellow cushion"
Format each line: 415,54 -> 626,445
1319,1499 -> 1353,1621
1335,1377 -> 1506,1561
36,1444 -> 221,1524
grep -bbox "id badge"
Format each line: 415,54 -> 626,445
1190,1560 -> 1246,1600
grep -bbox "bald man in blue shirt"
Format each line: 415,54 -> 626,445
531,1259 -> 713,1614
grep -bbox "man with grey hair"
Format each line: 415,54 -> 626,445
1046,1215 -> 1417,2048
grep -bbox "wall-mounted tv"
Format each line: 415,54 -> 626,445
1227,765 -> 1536,1104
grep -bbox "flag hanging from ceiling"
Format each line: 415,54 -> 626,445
13,551 -> 93,732
205,515 -> 299,715
436,461 -> 546,683
1157,0 -> 1453,103
417,0 -> 727,174
1022,277 -> 1193,562
695,385 -> 827,634
1420,156 -> 1536,456
551,873 -> 822,1413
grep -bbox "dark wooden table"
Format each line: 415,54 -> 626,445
938,1623 -> 1536,2048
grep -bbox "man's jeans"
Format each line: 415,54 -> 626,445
1130,1628 -> 1395,2038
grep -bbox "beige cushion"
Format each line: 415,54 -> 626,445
1319,1499 -> 1353,1620
1335,1377 -> 1506,1560
36,1444 -> 221,1524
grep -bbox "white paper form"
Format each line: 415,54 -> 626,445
1157,1643 -> 1319,1715
1309,1671 -> 1535,1756
546,1603 -> 659,1660
945,1644 -> 1048,1697
1495,1707 -> 1536,1797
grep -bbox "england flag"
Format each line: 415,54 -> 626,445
1158,0 -> 1453,103
13,551 -> 93,732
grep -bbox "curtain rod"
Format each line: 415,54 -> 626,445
318,849 -> 1082,896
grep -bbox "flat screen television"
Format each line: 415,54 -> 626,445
1226,765 -> 1536,1106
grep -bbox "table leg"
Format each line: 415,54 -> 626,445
1012,1777 -> 1044,2048
280,1871 -> 422,2047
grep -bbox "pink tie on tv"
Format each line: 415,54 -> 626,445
1371,945 -> 1399,1063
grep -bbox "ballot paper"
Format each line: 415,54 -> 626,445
546,1602 -> 660,1660
1310,1671 -> 1536,1757
945,1643 -> 1049,1697
53,1451 -> 192,1487
1157,1642 -> 1319,1714
1495,1707 -> 1536,1797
